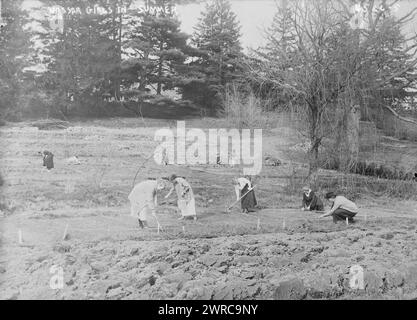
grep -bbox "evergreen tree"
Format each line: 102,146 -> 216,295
249,0 -> 299,108
263,0 -> 297,66
123,0 -> 190,95
0,0 -> 32,119
37,0 -> 129,117
179,0 -> 243,111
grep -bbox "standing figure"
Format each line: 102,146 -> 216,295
165,174 -> 197,220
301,186 -> 324,211
319,192 -> 359,223
128,178 -> 165,229
233,177 -> 257,213
42,150 -> 54,170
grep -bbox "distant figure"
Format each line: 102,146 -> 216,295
165,174 -> 197,220
233,177 -> 257,213
42,151 -> 54,170
414,173 -> 417,182
128,178 -> 165,229
265,156 -> 281,166
161,149 -> 169,166
66,156 -> 81,165
216,153 -> 221,165
320,192 -> 359,223
301,186 -> 324,211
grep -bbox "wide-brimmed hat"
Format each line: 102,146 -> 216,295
302,186 -> 310,192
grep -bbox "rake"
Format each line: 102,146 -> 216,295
225,185 -> 257,213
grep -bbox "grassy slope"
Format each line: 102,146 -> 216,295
0,116 -> 417,300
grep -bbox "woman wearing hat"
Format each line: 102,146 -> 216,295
42,150 -> 54,170
301,186 -> 324,211
233,176 -> 257,213
319,192 -> 358,223
165,174 -> 197,220
128,178 -> 165,228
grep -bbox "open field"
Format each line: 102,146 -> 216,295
1,117 -> 417,300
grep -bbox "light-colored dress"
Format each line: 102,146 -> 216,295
234,177 -> 251,200
174,177 -> 196,217
128,180 -> 157,221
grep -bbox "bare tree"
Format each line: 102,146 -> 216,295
249,0 -> 417,180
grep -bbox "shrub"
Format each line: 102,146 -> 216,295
220,83 -> 268,128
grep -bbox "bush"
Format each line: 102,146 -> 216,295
350,161 -> 414,181
220,83 -> 268,128
320,157 -> 414,182
179,81 -> 222,114
316,173 -> 417,200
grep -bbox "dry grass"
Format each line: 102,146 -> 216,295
220,84 -> 271,128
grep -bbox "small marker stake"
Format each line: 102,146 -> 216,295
182,226 -> 185,234
257,217 -> 260,230
62,224 -> 69,240
18,229 -> 23,244
157,223 -> 161,235
346,217 -> 349,226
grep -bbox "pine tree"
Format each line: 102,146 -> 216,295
249,0 -> 299,107
263,0 -> 297,66
123,0 -> 190,95
0,0 -> 32,119
37,0 -> 128,116
193,0 -> 242,85
179,0 -> 243,111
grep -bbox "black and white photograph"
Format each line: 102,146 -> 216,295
1,0 -> 417,304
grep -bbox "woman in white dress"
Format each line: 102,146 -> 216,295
128,178 -> 165,228
165,174 -> 197,220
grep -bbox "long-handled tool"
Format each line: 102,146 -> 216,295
226,185 -> 257,213
131,153 -> 156,189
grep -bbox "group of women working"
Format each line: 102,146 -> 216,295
128,175 -> 257,228
129,175 -> 359,229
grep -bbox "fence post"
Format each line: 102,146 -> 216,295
18,229 -> 23,245
63,224 -> 69,240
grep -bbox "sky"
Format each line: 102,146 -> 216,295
21,0 -> 417,51
21,0 -> 278,50
168,0 -> 278,50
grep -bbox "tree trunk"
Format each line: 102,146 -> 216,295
307,103 -> 322,187
157,40 -> 164,95
346,104 -> 360,168
308,142 -> 320,188
338,104 -> 360,171
157,60 -> 163,95
308,105 -> 320,174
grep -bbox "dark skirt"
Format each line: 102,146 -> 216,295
43,154 -> 54,170
310,196 -> 324,211
241,184 -> 257,211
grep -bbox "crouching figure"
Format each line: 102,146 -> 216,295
129,178 -> 165,228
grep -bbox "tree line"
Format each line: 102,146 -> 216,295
1,0 -> 243,119
1,0 -> 417,176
